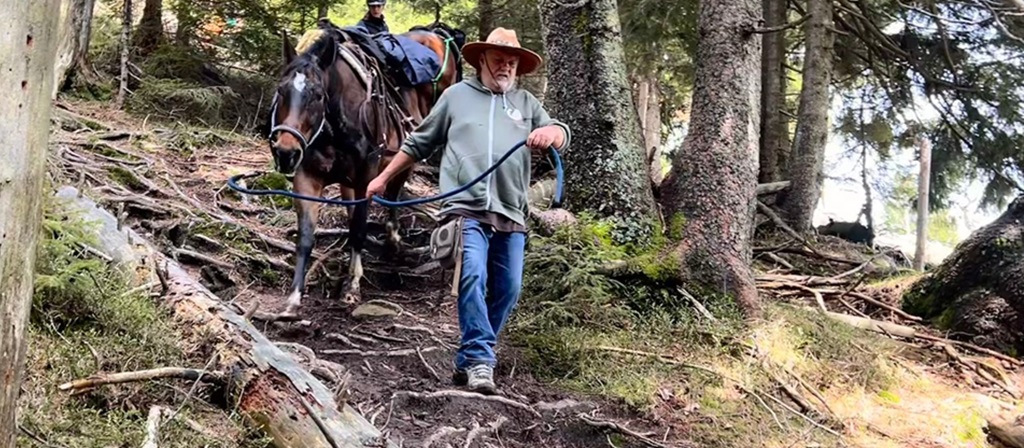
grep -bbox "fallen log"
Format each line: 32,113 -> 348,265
54,186 -> 396,448
756,181 -> 790,195
988,415 -> 1024,448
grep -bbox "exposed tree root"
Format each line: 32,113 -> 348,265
395,390 -> 541,418
462,416 -> 508,448
321,347 -> 441,358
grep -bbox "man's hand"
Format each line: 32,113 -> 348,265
365,173 -> 389,199
527,125 -> 564,151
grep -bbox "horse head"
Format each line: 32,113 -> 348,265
268,29 -> 340,176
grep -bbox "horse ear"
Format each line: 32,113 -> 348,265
282,30 -> 297,65
316,36 -> 337,70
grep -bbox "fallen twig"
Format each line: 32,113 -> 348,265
915,333 -> 1023,366
396,390 -> 541,418
756,201 -> 822,256
58,367 -> 224,392
678,288 -> 717,322
818,289 -> 922,322
578,414 -> 667,448
416,346 -> 441,381
141,406 -> 163,448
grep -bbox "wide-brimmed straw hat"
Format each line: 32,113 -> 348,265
462,28 -> 542,76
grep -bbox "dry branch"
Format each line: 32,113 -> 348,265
141,406 -> 163,448
578,414 -> 666,448
58,367 -> 223,392
756,181 -> 791,195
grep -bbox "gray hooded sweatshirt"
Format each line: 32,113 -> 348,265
399,76 -> 572,228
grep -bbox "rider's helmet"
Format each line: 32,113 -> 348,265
367,0 -> 385,6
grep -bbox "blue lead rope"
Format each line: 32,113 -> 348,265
227,140 -> 564,209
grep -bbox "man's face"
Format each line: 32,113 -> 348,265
369,4 -> 384,18
482,50 -> 519,92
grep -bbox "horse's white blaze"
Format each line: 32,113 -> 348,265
292,73 -> 307,92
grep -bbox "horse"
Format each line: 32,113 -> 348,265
267,20 -> 464,318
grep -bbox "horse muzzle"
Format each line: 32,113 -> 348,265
272,146 -> 304,177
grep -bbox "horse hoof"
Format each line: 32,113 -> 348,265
281,304 -> 301,320
342,293 -> 359,304
342,290 -> 360,304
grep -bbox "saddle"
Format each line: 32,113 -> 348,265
320,21 -> 442,89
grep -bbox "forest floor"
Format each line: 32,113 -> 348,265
17,98 -> 1024,448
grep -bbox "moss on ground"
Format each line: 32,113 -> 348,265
18,194 -> 271,447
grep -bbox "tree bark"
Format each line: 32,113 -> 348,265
539,0 -> 661,248
477,0 -> 494,40
780,0 -> 833,232
914,137 -> 931,270
116,0 -> 131,109
133,0 -> 163,57
52,186 -> 398,448
53,0 -> 97,96
318,3 -> 329,18
0,0 -> 62,443
758,0 -> 789,183
658,0 -> 762,318
902,194 -> 1024,354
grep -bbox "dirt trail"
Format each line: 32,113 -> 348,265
51,100 -> 685,448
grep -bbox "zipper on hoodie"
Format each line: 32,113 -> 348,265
485,93 -> 496,210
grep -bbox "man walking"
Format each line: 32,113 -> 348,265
366,28 -> 571,395
356,0 -> 389,35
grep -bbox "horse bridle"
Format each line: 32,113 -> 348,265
268,90 -> 328,174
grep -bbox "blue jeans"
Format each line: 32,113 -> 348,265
454,219 -> 526,370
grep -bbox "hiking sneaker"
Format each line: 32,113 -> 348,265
466,364 -> 496,395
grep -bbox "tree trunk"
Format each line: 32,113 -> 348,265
914,137 -> 931,270
116,0 -> 131,109
53,0 -> 97,96
318,3 -> 329,18
53,186 -> 398,448
902,194 -> 1024,355
780,0 -> 833,232
0,0 -> 62,443
859,145 -> 873,231
539,0 -> 661,248
658,0 -> 762,318
758,0 -> 788,183
133,0 -> 163,57
644,77 -> 663,186
477,0 -> 494,40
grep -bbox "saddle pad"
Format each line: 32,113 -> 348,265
373,34 -> 442,86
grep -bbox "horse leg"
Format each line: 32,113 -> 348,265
342,182 -> 368,304
284,171 -> 324,317
383,166 -> 412,256
339,185 -> 355,220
